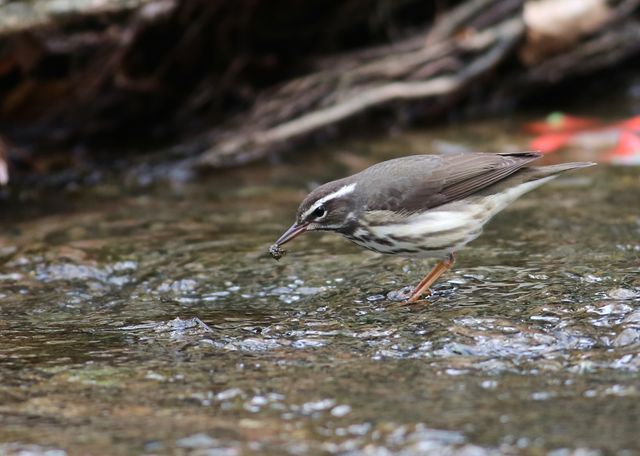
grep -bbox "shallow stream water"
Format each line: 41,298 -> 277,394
1,118 -> 639,455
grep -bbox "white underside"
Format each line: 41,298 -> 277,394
352,176 -> 554,257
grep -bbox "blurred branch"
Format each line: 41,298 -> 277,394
0,0 -> 149,36
199,17 -> 524,167
0,136 -> 8,185
525,21 -> 640,82
198,0 -> 640,168
0,0 -> 639,177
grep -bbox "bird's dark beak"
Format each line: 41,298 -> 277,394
275,222 -> 309,246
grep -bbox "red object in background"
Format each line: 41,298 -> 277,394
524,113 -> 601,135
529,132 -> 574,154
607,130 -> 640,165
616,115 -> 640,131
525,112 -> 640,164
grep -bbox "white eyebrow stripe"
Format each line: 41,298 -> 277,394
302,182 -> 357,220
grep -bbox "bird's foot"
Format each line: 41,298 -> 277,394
387,286 -> 433,306
404,288 -> 432,305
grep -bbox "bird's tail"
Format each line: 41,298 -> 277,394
526,162 -> 596,180
475,160 -> 594,210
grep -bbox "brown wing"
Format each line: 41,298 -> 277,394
360,152 -> 542,212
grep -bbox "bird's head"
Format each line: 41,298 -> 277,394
273,179 -> 358,247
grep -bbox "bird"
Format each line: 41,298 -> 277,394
271,152 -> 594,304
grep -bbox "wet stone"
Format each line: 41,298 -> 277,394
296,286 -> 326,295
230,338 -> 282,352
153,317 -> 212,334
300,398 -> 336,414
157,279 -> 198,293
176,433 -> 219,448
366,293 -> 386,302
386,286 -> 413,301
331,404 -> 352,417
292,338 -> 326,348
0,444 -> 66,456
216,388 -> 244,401
607,287 -> 640,300
622,310 -> 640,324
613,328 -> 640,347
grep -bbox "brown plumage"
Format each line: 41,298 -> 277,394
273,152 -> 595,303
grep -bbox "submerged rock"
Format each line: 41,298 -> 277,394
607,287 -> 640,300
613,328 -> 640,347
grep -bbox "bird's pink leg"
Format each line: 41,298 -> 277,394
405,253 -> 455,304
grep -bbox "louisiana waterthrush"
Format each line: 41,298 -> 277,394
271,152 -> 594,303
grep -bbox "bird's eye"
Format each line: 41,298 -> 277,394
312,206 -> 327,219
